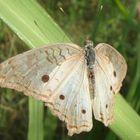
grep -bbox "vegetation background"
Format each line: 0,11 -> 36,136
0,0 -> 140,140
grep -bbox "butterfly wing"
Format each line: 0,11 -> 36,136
92,43 -> 127,126
0,43 -> 82,102
0,43 -> 92,135
45,55 -> 92,136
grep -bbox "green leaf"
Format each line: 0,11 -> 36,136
28,98 -> 44,140
0,0 -> 71,48
110,94 -> 140,140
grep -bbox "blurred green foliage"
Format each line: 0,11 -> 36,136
0,0 -> 140,140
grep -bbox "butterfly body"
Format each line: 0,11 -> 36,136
84,40 -> 96,69
83,40 -> 96,100
0,41 -> 127,136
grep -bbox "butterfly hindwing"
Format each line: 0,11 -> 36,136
92,43 -> 127,126
45,55 -> 92,136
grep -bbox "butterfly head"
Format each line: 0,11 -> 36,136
84,40 -> 94,49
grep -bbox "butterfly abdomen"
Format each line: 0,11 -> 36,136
88,69 -> 95,100
84,41 -> 96,100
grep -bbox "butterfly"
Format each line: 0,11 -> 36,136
0,40 -> 127,136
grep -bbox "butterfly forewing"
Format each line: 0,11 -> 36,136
0,44 -> 82,101
95,43 -> 127,92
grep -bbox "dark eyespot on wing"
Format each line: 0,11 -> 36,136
41,75 -> 50,82
110,86 -> 113,91
113,71 -> 117,77
81,109 -> 86,114
59,94 -> 65,100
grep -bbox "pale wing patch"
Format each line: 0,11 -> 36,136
95,43 -> 127,93
39,55 -> 81,100
93,43 -> 127,126
92,58 -> 115,126
0,44 -> 82,102
45,56 -> 92,136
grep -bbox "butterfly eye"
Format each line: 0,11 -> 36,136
113,71 -> 117,77
81,109 -> 86,114
41,75 -> 50,83
59,94 -> 65,100
106,104 -> 108,108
